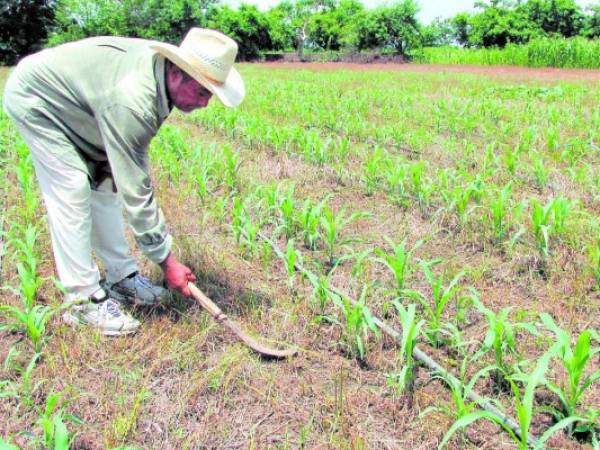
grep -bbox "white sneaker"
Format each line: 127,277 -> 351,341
63,289 -> 140,336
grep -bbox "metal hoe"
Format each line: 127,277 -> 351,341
187,282 -> 297,359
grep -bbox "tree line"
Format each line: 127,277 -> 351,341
1,0 -> 599,65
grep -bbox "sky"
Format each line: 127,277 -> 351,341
222,0 -> 599,24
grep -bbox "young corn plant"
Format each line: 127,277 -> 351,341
327,286 -> 380,362
10,224 -> 42,307
404,261 -> 464,348
530,197 -> 572,258
0,302 -> 59,353
531,153 -> 551,189
386,302 -> 425,407
489,182 -> 512,240
13,153 -> 40,222
503,145 -> 518,175
303,267 -> 337,317
540,313 -> 600,436
319,206 -> 370,268
221,145 -> 240,193
37,391 -> 73,450
299,196 -> 330,250
439,348 -> 583,450
282,239 -> 302,291
348,247 -> 373,280
445,184 -> 478,224
383,158 -> 409,206
361,148 -> 385,196
430,351 -> 496,425
373,237 -> 422,298
190,146 -> 217,204
471,291 -> 538,391
588,235 -> 600,288
408,161 -> 431,208
276,185 -> 298,240
0,352 -> 43,407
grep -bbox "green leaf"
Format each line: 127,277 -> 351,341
438,410 -> 514,449
533,416 -> 586,450
53,415 -> 70,450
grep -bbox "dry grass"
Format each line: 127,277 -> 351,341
1,63 -> 599,449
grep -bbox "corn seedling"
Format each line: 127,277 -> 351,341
386,302 -> 424,406
532,153 -> 551,189
190,146 -> 217,203
540,313 -> 600,435
299,196 -> 330,250
531,198 -> 552,257
383,158 -> 409,205
349,247 -> 373,280
275,185 -> 298,239
219,145 -> 239,192
373,237 -> 422,297
446,184 -> 477,224
503,146 -> 518,175
230,196 -> 262,258
489,182 -> 512,240
530,197 -> 572,257
303,267 -> 337,317
361,148 -> 385,196
408,161 -> 431,208
404,261 -> 464,348
431,351 -> 496,425
38,391 -> 72,450
320,206 -> 370,268
471,291 -> 538,391
273,239 -> 301,291
439,348 -> 583,450
588,235 -> 600,288
0,353 -> 43,407
326,285 -> 380,361
0,301 -> 61,353
10,224 -> 42,307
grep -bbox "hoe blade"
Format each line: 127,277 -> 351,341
188,282 -> 297,359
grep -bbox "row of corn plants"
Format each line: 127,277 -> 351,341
150,115 -> 599,448
0,103 -> 77,448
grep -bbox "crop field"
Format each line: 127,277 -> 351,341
1,63 -> 600,449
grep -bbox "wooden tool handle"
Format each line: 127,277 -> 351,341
187,282 -> 297,359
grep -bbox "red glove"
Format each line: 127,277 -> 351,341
160,253 -> 196,297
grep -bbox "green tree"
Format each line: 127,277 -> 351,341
582,4 -> 600,38
0,0 -> 55,63
421,17 -> 455,47
309,0 -> 363,50
524,0 -> 585,37
49,0 -> 216,46
452,12 -> 472,46
469,0 -> 538,47
265,4 -> 296,50
355,0 -> 421,55
272,0 -> 337,58
208,4 -> 273,60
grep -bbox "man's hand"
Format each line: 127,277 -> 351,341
160,253 -> 196,297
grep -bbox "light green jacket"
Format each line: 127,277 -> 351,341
4,36 -> 173,264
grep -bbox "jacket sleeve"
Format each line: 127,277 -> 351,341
97,104 -> 172,264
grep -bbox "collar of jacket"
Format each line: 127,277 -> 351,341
154,55 -> 172,121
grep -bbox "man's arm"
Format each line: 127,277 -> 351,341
97,104 -> 194,295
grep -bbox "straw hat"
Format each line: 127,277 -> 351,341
150,28 -> 245,107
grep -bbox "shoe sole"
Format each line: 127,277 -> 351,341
62,312 -> 138,337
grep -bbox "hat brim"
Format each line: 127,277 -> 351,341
150,42 -> 245,108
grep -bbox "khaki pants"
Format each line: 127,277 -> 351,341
5,104 -> 138,302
